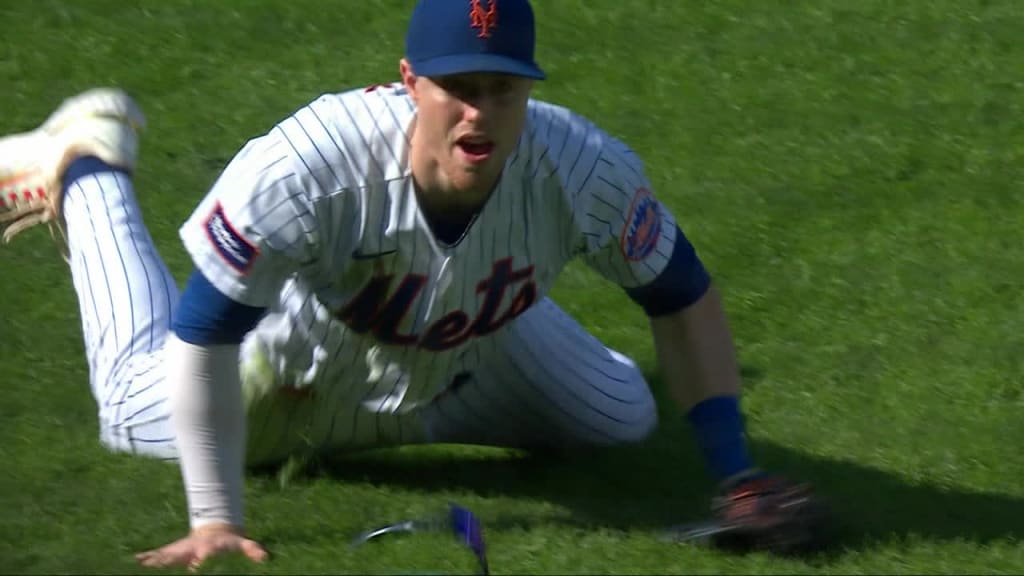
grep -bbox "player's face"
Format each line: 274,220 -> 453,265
402,59 -> 532,202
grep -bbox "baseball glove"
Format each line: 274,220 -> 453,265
708,472 -> 832,556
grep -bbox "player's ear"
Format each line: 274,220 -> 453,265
399,58 -> 419,100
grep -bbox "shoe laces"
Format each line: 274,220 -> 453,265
0,168 -> 69,260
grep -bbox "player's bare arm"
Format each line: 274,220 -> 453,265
650,283 -> 741,411
621,213 -> 830,553
572,102 -> 830,552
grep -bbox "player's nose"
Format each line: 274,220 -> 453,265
461,99 -> 484,123
463,90 -> 505,119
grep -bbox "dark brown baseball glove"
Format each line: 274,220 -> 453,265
708,472 -> 832,556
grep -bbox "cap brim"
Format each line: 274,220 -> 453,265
411,53 -> 545,80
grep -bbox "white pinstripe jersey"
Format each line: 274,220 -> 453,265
180,82 -> 679,413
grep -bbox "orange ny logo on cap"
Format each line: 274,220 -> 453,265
469,0 -> 497,38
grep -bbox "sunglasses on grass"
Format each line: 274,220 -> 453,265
349,502 -> 489,575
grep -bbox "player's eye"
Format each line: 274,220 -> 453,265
437,75 -> 521,106
491,81 -> 514,95
436,76 -> 473,97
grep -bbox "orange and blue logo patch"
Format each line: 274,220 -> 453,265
204,202 -> 259,274
620,187 -> 662,262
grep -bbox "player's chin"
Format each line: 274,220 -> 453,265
446,170 -> 495,197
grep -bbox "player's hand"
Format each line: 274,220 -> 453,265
135,522 -> 269,570
709,471 -> 831,555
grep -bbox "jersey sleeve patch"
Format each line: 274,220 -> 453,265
620,187 -> 663,262
203,201 -> 260,274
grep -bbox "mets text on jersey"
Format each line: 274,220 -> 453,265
336,257 -> 536,351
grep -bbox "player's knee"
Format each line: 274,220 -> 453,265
623,359 -> 659,439
98,422 -> 179,461
583,377 -> 658,447
610,390 -> 658,445
635,395 -> 659,441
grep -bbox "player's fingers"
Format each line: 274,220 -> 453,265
136,547 -> 168,566
186,540 -> 219,572
134,550 -> 154,563
136,546 -> 193,568
239,538 -> 269,563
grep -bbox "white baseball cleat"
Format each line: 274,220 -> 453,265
0,87 -> 146,259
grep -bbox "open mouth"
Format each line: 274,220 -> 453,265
456,137 -> 495,162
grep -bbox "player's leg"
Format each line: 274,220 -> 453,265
234,295 -> 654,460
236,294 -> 433,466
1,89 -> 179,459
236,310 -> 322,466
66,160 -> 180,459
418,297 -> 658,448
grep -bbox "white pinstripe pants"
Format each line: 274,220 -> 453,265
64,170 -> 658,466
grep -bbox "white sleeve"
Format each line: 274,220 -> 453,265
572,137 -> 678,288
166,334 -> 246,529
179,130 -> 319,308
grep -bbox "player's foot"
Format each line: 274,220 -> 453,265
0,88 -> 146,259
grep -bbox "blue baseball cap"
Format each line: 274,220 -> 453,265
405,0 -> 546,80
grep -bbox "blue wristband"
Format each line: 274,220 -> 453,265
686,395 -> 754,482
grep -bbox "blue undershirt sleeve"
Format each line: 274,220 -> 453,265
624,224 -> 711,317
171,269 -> 268,345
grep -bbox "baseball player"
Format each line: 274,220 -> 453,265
0,0 -> 828,569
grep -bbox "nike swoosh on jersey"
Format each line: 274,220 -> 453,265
352,249 -> 398,260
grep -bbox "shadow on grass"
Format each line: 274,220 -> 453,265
311,431 -> 1024,555
257,368 -> 1023,557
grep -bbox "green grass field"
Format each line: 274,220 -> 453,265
2,0 -> 1023,573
